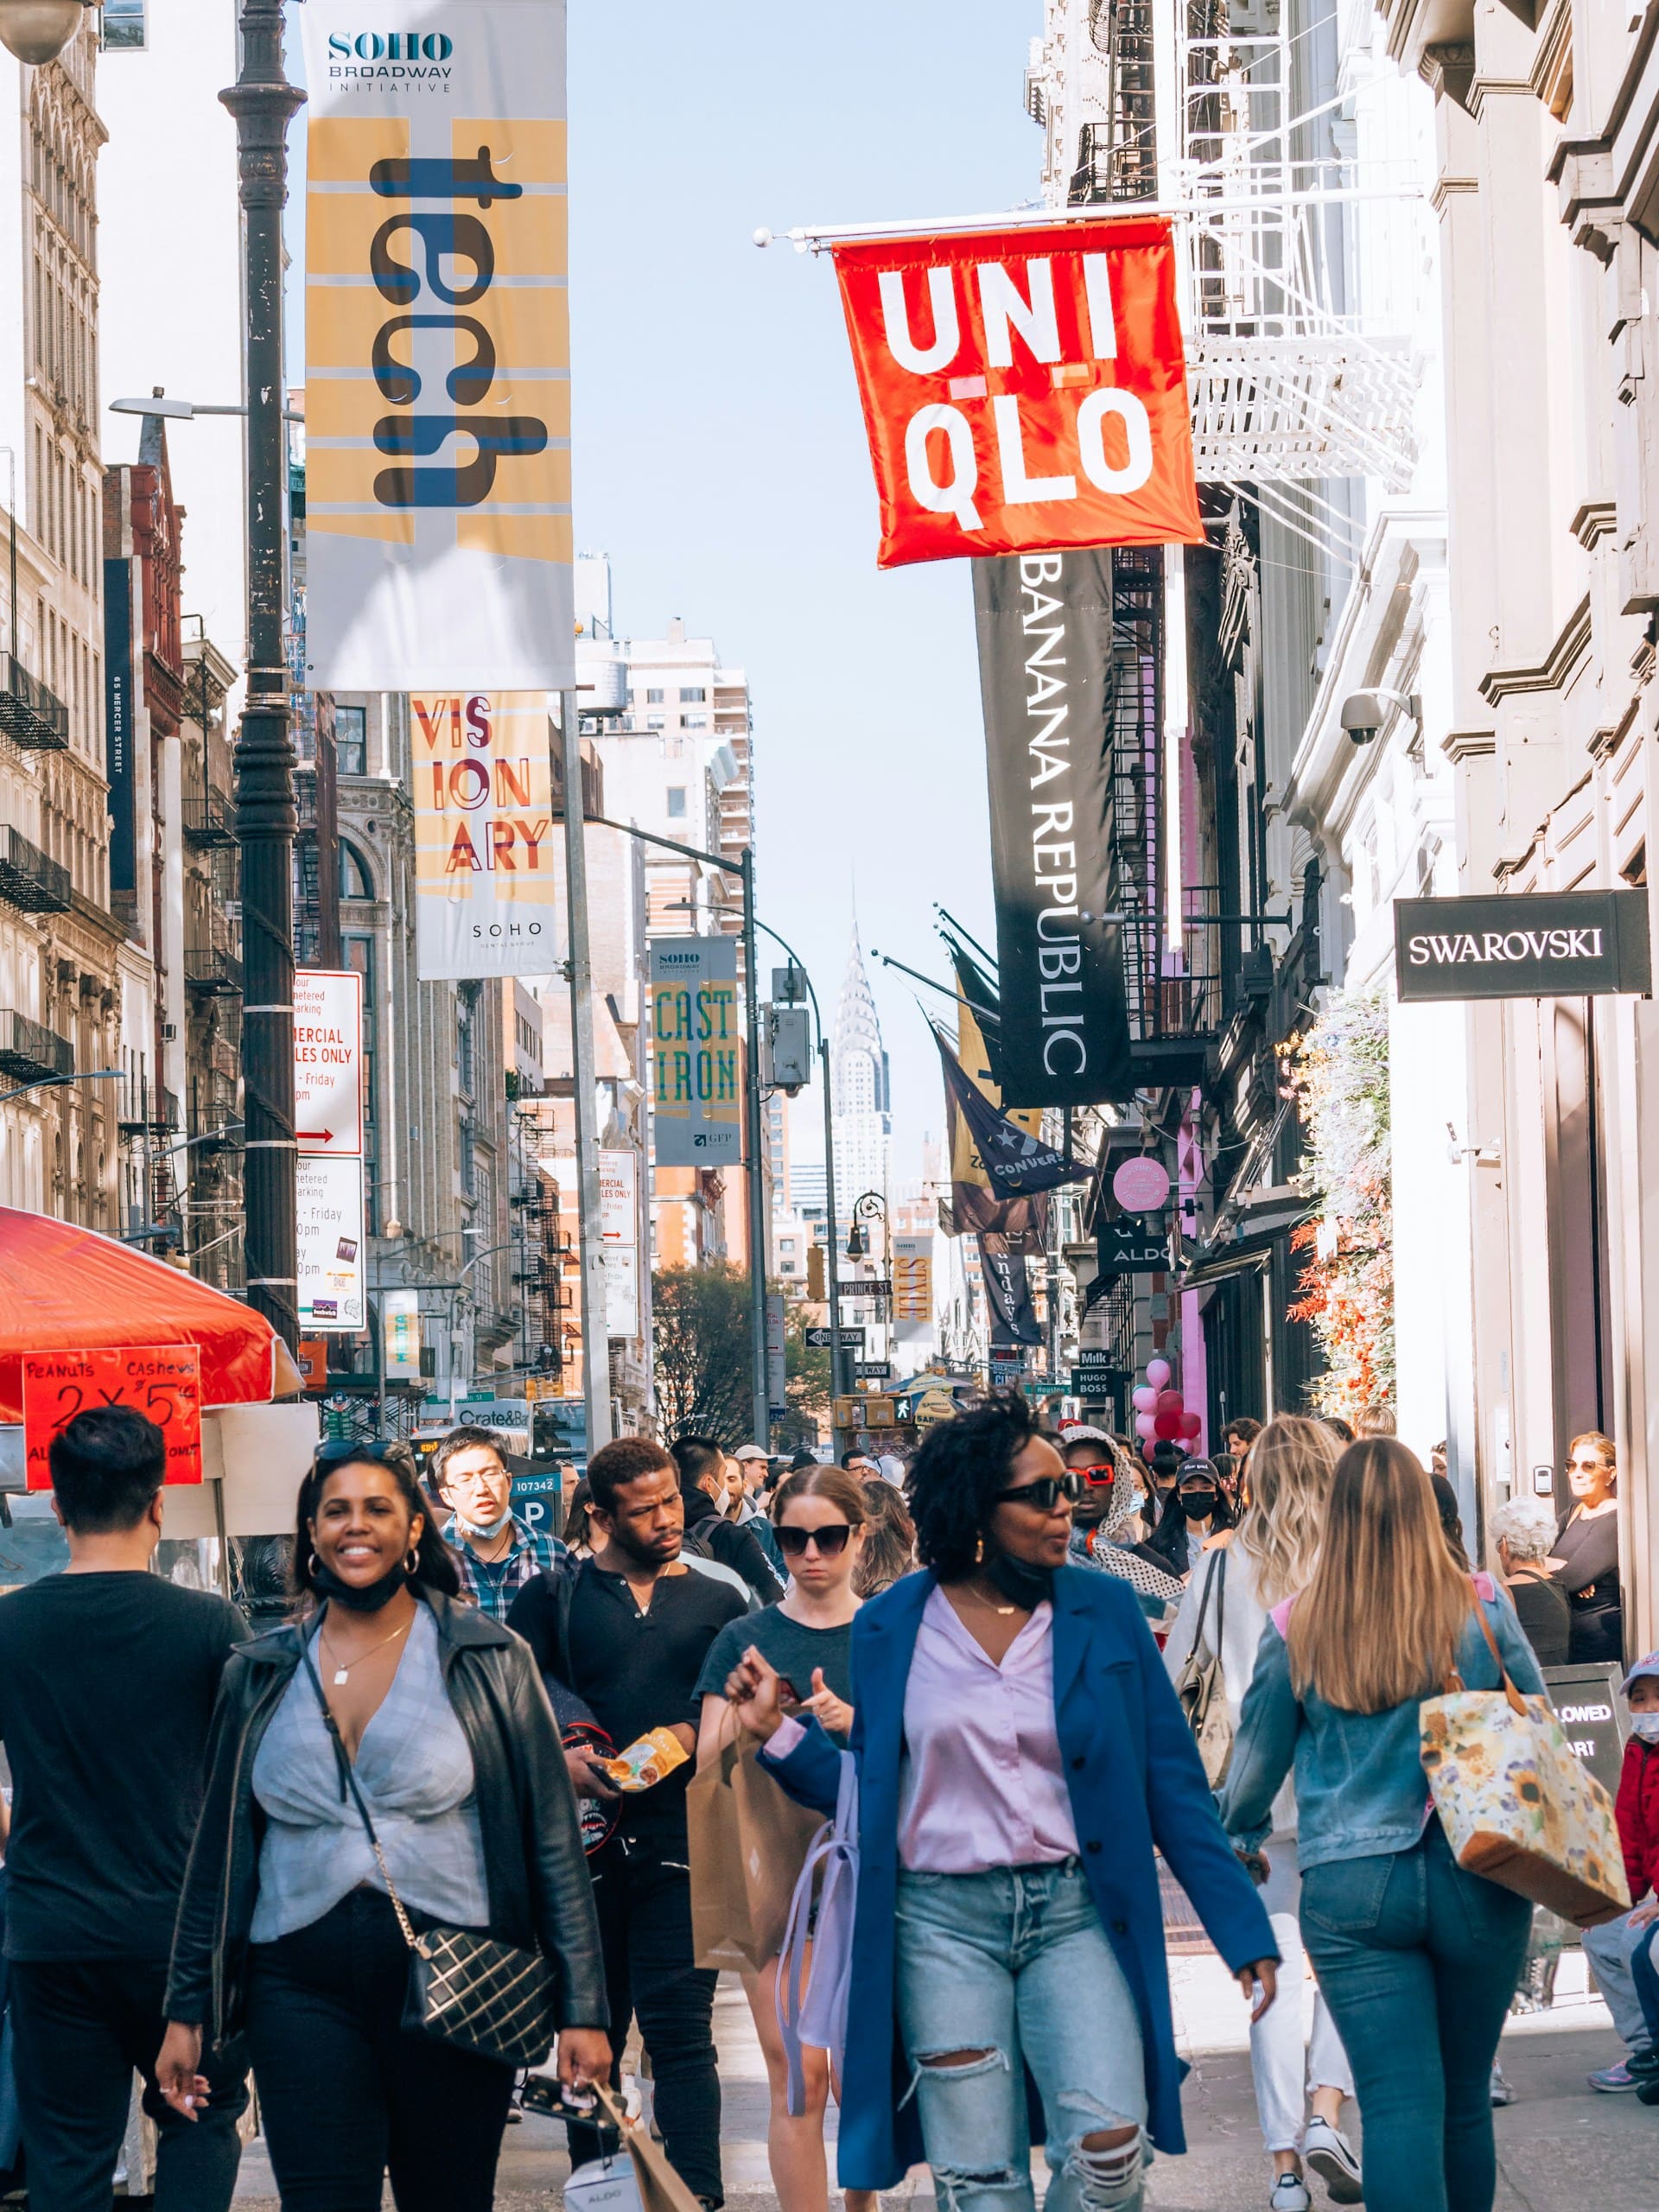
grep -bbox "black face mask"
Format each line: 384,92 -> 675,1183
982,1547 -> 1055,1611
1177,1488 -> 1219,1522
312,1557 -> 413,1613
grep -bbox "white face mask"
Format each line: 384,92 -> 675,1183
459,1503 -> 513,1540
1630,1712 -> 1659,1744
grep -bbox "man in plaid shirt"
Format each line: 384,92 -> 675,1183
432,1424 -> 565,1620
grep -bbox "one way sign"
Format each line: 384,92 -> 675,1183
804,1327 -> 865,1351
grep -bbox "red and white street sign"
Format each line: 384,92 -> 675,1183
294,969 -> 364,1157
832,216 -> 1201,567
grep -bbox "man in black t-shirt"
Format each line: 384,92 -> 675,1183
0,1406 -> 249,2212
509,1436 -> 746,2207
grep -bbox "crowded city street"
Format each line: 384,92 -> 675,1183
8,2 -> 1659,2211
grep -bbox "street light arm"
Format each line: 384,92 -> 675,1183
588,812 -> 743,879
0,1067 -> 122,1109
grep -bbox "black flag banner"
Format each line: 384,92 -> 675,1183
934,1029 -> 1090,1200
979,1234 -> 1044,1347
942,931 -> 1006,1090
972,550 -> 1133,1109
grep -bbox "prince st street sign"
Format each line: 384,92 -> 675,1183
1394,891 -> 1651,1003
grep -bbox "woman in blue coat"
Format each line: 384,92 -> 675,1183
723,1400 -> 1278,2212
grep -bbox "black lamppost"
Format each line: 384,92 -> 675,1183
220,0 -> 304,1348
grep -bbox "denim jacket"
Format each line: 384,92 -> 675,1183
1218,1576 -> 1547,1870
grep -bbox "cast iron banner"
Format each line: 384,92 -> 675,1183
650,937 -> 741,1168
832,218 -> 1200,567
1394,892 -> 1652,1002
299,0 -> 575,690
974,550 -> 1133,1108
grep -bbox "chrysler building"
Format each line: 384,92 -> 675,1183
831,924 -> 891,1206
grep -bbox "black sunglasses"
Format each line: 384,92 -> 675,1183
775,1522 -> 854,1558
991,1471 -> 1084,1511
312,1437 -> 405,1472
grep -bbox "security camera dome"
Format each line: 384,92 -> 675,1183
1339,690 -> 1384,745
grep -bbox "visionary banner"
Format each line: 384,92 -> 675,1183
651,937 -> 741,1167
832,218 -> 1200,567
300,0 -> 575,689
975,549 -> 1133,1109
410,690 -> 561,978
1393,891 -> 1652,1002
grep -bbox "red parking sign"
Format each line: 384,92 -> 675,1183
22,1344 -> 204,1489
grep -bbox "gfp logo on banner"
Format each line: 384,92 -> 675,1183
300,0 -> 575,690
832,218 -> 1200,567
650,938 -> 741,1167
410,691 -> 561,979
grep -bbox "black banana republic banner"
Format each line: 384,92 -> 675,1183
973,550 -> 1132,1109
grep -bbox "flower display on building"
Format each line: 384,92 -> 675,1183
1285,983 -> 1395,1422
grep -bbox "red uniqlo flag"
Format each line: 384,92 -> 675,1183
832,218 -> 1201,567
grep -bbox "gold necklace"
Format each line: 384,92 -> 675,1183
320,1614 -> 410,1688
955,1578 -> 1018,1618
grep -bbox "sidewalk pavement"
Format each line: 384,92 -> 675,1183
231,1950 -> 1659,2210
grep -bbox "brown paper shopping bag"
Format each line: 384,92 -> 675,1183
688,1726 -> 823,1971
590,2081 -> 702,2212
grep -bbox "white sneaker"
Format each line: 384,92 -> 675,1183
1302,2117 -> 1363,2205
1270,2177 -> 1313,2212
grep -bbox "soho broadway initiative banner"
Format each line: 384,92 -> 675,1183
300,1 -> 575,690
832,218 -> 1200,567
974,549 -> 1133,1109
411,690 -> 562,978
650,938 -> 741,1168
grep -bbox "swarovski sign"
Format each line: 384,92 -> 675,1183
1394,892 -> 1651,1003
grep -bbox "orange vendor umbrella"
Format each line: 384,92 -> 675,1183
0,1206 -> 302,1423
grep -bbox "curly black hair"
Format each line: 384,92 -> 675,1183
905,1394 -> 1050,1580
292,1438 -> 462,1610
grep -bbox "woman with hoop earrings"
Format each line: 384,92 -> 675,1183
158,1438 -> 609,2212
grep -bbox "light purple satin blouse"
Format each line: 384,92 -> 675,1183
769,1585 -> 1080,1872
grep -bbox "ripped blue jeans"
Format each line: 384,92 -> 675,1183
894,1862 -> 1147,2212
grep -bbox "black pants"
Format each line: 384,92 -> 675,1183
8,1954 -> 249,2212
245,1889 -> 516,2212
567,1823 -> 722,2205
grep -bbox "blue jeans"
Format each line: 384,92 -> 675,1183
894,1863 -> 1147,2212
1300,1822 -> 1531,2212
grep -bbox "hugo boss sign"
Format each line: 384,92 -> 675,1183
1394,892 -> 1652,1003
973,549 -> 1133,1109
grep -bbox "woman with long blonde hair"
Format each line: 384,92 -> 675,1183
1164,1417 -> 1357,2209
1221,1440 -> 1547,2212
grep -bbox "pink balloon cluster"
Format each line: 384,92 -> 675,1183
1129,1356 -> 1201,1445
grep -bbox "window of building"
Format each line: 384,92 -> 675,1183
683,714 -> 709,730
101,0 -> 144,51
679,686 -> 706,703
665,787 -> 687,819
645,687 -> 664,704
334,703 -> 367,776
340,839 -> 375,900
457,982 -> 479,1100
663,733 -> 684,758
646,714 -> 665,730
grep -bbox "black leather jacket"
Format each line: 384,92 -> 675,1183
165,1590 -> 607,2050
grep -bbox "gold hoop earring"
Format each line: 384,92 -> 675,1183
404,1548 -> 420,1576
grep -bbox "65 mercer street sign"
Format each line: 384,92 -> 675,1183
1393,891 -> 1652,1003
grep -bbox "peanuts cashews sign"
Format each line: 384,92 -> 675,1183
832,218 -> 1201,566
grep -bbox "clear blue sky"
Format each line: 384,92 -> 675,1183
288,0 -> 1042,1185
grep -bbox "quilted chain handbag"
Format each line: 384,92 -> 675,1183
302,1642 -> 558,2067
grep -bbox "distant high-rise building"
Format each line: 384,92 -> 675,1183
831,925 -> 891,1208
